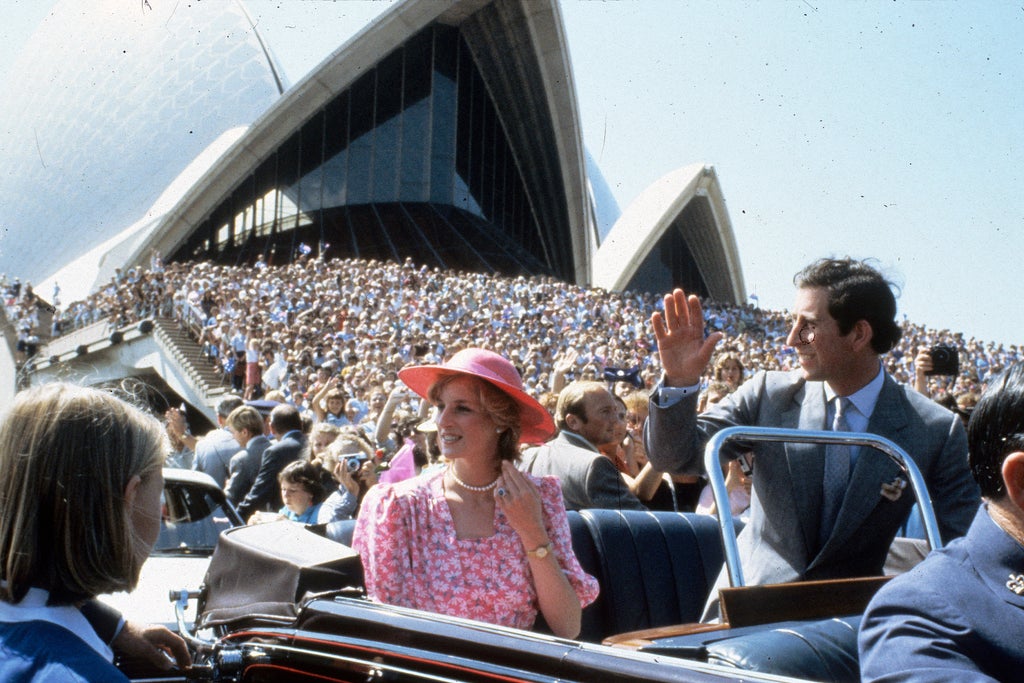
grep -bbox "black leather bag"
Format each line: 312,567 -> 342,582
198,520 -> 363,629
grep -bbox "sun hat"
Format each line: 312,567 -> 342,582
398,348 -> 555,444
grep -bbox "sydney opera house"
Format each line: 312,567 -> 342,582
0,0 -> 745,401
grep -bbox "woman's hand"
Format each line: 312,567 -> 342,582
333,460 -> 360,495
494,461 -> 548,549
496,461 -> 583,639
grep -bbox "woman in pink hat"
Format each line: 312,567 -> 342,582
352,348 -> 598,639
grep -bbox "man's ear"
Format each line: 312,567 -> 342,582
1002,452 -> 1024,508
124,474 -> 142,509
564,412 -> 582,432
850,319 -> 874,352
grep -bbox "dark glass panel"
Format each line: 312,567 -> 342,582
297,111 -> 325,215
276,132 -> 301,231
372,50 -> 404,202
454,34 -> 474,212
431,27 -> 459,202
346,205 -> 389,261
322,92 -> 349,209
399,30 -> 432,202
347,73 -> 375,204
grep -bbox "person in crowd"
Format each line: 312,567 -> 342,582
224,405 -> 272,506
313,380 -> 351,428
521,380 -> 646,511
352,348 -> 598,639
0,383 -> 191,680
621,389 -> 677,510
859,362 -> 1024,681
166,394 -> 244,488
244,337 -> 263,400
646,257 -> 980,619
274,460 -> 325,524
236,403 -> 308,522
164,418 -> 194,470
712,352 -> 745,391
317,429 -> 378,523
696,455 -> 753,521
310,421 -> 341,459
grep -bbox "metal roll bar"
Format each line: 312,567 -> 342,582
704,426 -> 942,588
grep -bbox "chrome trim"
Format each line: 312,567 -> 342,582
704,426 -> 942,588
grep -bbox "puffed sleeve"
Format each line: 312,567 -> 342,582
537,476 -> 599,608
351,483 -> 417,608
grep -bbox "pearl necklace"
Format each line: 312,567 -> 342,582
447,465 -> 500,493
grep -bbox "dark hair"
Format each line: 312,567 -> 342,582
270,403 -> 304,434
968,362 -> 1024,499
277,459 -> 326,503
793,258 -> 902,354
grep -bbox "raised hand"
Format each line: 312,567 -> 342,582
650,288 -> 722,387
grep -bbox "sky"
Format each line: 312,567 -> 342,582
2,1 -> 1022,347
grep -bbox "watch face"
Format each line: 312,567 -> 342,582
534,546 -> 548,558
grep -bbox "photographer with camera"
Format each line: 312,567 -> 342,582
317,428 -> 378,523
913,344 -> 960,397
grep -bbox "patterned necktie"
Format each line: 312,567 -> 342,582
819,397 -> 852,546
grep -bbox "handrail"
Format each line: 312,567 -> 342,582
703,426 -> 942,588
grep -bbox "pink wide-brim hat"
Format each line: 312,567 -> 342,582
398,348 -> 555,444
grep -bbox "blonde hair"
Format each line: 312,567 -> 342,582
0,383 -> 166,605
226,405 -> 264,436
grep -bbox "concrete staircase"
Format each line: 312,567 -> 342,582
150,318 -> 228,398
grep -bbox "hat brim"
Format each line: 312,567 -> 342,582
399,365 -> 554,444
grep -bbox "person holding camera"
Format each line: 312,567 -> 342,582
913,344 -> 960,397
646,257 -> 980,620
317,428 -> 378,523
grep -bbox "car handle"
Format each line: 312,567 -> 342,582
170,589 -> 218,651
703,426 -> 942,588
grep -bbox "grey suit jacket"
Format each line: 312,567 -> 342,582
520,431 -> 646,511
224,434 -> 271,506
646,369 -> 979,592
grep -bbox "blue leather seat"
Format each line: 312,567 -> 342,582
323,509 -> 726,643
573,510 -> 725,642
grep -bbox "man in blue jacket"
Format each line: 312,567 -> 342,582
859,362 -> 1024,681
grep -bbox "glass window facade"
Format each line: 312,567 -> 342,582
174,25 -> 563,280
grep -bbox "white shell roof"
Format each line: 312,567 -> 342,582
0,0 -> 282,291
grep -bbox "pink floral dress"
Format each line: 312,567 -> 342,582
352,468 -> 599,630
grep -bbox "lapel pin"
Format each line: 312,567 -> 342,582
1007,574 -> 1024,595
879,477 -> 906,502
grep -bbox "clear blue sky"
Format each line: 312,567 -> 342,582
3,1 -> 1022,347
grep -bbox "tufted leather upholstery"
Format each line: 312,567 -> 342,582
703,615 -> 861,682
572,510 -> 726,642
324,509 -> 727,643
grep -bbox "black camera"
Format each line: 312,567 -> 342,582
926,345 -> 959,376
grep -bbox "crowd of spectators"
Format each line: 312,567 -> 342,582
3,254 -> 1019,424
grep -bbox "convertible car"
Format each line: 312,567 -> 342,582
118,429 -> 935,683
101,469 -> 244,631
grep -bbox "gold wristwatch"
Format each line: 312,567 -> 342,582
527,542 -> 554,559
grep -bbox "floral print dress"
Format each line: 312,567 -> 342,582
352,469 -> 598,630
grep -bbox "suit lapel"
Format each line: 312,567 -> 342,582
786,381 -> 828,553
820,374 -> 907,554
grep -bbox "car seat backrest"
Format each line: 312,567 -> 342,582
322,509 -> 728,644
571,509 -> 726,642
